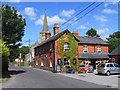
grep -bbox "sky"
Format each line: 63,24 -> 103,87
2,1 -> 118,46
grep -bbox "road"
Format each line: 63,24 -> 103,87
2,66 -> 113,88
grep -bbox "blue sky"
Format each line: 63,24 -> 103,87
2,1 -> 118,46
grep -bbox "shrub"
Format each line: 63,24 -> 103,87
52,70 -> 57,73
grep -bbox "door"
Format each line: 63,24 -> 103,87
109,64 -> 115,73
91,60 -> 96,69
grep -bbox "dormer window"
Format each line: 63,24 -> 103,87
64,43 -> 69,50
83,45 -> 88,52
97,45 -> 101,53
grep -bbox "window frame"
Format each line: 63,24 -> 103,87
83,45 -> 88,53
97,45 -> 101,53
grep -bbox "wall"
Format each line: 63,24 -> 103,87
109,55 -> 120,64
78,44 -> 109,53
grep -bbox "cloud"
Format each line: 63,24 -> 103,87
76,25 -> 86,30
102,9 -> 117,14
35,15 -> 66,26
100,23 -> 105,27
93,15 -> 108,22
9,0 -> 21,2
24,7 -> 36,20
104,2 -> 118,7
97,28 -> 109,34
60,9 -> 75,17
86,22 -> 89,25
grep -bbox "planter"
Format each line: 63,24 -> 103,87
14,63 -> 18,67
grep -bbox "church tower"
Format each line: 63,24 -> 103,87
40,9 -> 50,43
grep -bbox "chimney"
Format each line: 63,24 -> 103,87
45,31 -> 51,39
72,31 -> 79,36
53,23 -> 59,35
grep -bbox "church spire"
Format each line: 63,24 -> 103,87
42,9 -> 48,32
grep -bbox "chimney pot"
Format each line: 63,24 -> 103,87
72,31 -> 79,36
53,23 -> 59,35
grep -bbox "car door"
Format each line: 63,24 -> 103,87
109,64 -> 115,73
114,63 -> 118,73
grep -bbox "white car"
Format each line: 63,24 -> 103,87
97,63 -> 120,76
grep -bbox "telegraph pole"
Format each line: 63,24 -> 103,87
29,39 -> 31,65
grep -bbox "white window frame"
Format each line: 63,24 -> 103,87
50,58 -> 52,67
97,45 -> 101,53
41,59 -> 44,66
64,43 -> 69,50
83,45 -> 88,52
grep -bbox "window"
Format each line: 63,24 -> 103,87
112,58 -> 115,63
107,64 -> 110,67
50,58 -> 52,67
97,45 -> 101,53
41,59 -> 44,66
50,43 -> 52,51
83,45 -> 88,52
64,58 -> 70,65
100,64 -> 105,67
110,64 -> 113,67
64,43 -> 69,50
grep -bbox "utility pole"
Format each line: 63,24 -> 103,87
29,39 -> 31,65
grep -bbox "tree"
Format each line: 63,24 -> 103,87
0,39 -> 10,72
2,4 -> 26,61
19,46 -> 29,61
86,28 -> 100,37
106,31 -> 120,52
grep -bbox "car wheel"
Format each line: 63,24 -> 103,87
106,71 -> 110,76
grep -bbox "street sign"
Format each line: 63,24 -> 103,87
56,65 -> 61,72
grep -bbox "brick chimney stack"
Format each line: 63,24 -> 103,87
53,23 -> 59,35
72,31 -> 79,36
45,31 -> 51,39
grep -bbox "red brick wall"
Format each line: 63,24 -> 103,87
109,55 -> 120,64
78,44 -> 108,53
35,41 -> 54,68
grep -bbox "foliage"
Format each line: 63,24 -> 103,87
106,31 -> 120,52
86,28 -> 100,37
56,32 -> 79,72
52,70 -> 57,73
23,62 -> 29,66
19,46 -> 29,61
0,39 -> 10,72
2,4 -> 26,61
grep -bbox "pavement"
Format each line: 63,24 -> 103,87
1,66 -> 111,88
57,70 -> 120,88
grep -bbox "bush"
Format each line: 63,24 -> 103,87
52,70 -> 57,73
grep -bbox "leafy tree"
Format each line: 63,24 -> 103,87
106,31 -> 120,52
0,39 -> 10,72
86,28 -> 100,37
2,4 -> 26,61
19,46 -> 29,61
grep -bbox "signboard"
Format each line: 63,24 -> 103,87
88,65 -> 94,73
56,65 -> 61,72
73,59 -> 76,65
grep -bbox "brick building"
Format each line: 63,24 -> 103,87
109,45 -> 120,65
34,10 -> 109,71
35,25 -> 109,71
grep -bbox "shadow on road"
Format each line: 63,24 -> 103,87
2,70 -> 26,78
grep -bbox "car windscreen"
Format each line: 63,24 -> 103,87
100,64 -> 105,67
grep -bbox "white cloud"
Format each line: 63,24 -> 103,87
60,9 -> 75,17
9,0 -> 20,2
97,28 -> 109,34
102,9 -> 117,14
101,34 -> 109,40
35,15 -> 66,26
93,15 -> 108,22
24,7 -> 36,20
76,25 -> 86,30
86,22 -> 89,25
104,2 -> 118,7
100,23 -> 105,27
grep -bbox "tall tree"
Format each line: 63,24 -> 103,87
0,39 -> 10,72
86,28 -> 100,37
106,31 -> 120,52
2,4 -> 26,61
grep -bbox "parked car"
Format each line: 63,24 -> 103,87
78,68 -> 87,73
66,68 -> 75,73
97,63 -> 120,76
